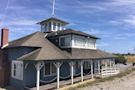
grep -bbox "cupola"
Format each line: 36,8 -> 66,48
37,17 -> 69,32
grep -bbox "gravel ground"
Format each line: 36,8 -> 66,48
79,70 -> 135,90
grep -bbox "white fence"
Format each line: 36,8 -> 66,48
95,68 -> 120,78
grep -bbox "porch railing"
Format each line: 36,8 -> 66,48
95,68 -> 120,78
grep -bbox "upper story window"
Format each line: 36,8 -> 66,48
73,35 -> 96,49
60,37 -> 65,46
74,37 -> 86,47
59,35 -> 96,49
60,36 -> 71,47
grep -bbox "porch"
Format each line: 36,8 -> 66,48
29,74 -> 92,90
22,58 -> 119,90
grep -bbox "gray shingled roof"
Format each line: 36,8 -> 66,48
7,31 -> 115,61
7,32 -> 46,48
18,48 -> 115,61
70,48 -> 116,59
7,32 -> 71,60
37,17 -> 69,25
47,29 -> 99,39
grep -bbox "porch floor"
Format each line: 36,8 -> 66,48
29,74 -> 92,90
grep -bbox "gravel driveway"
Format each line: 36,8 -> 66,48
79,70 -> 135,90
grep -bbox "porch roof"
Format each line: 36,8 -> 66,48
18,48 -> 115,61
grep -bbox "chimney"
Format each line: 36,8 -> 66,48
1,28 -> 9,48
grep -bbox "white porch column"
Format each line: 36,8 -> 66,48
36,63 -> 40,90
91,60 -> 93,79
81,61 -> 83,82
105,60 -> 108,69
98,60 -> 100,74
56,62 -> 60,89
109,60 -> 112,69
70,62 -> 74,85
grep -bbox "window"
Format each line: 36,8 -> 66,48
53,22 -> 57,31
45,23 -> 47,31
87,39 -> 95,48
60,36 -> 71,47
58,23 -> 60,30
48,22 -> 51,31
84,62 -> 90,69
44,63 -> 56,76
75,62 -> 80,69
74,37 -> 86,47
60,37 -> 65,46
41,25 -> 45,32
45,63 -> 51,75
12,61 -> 23,80
13,64 -> 16,76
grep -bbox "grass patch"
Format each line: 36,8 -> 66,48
65,66 -> 135,90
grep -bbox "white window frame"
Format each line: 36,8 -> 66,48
44,63 -> 57,77
11,61 -> 23,80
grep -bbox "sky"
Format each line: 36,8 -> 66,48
0,0 -> 135,53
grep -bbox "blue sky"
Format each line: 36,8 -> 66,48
0,0 -> 135,53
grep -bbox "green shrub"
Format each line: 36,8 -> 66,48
115,54 -> 127,64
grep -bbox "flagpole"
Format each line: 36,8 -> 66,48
52,0 -> 56,16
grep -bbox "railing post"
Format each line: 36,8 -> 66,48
98,60 -> 100,75
81,61 -> 83,82
56,62 -> 60,89
36,62 -> 40,90
91,60 -> 93,79
69,62 -> 74,85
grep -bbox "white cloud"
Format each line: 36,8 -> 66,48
117,33 -> 135,37
123,15 -> 135,26
113,37 -> 126,40
74,0 -> 135,14
107,0 -> 135,6
8,19 -> 38,26
97,42 -> 109,47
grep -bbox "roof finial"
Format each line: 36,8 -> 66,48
52,0 -> 56,16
